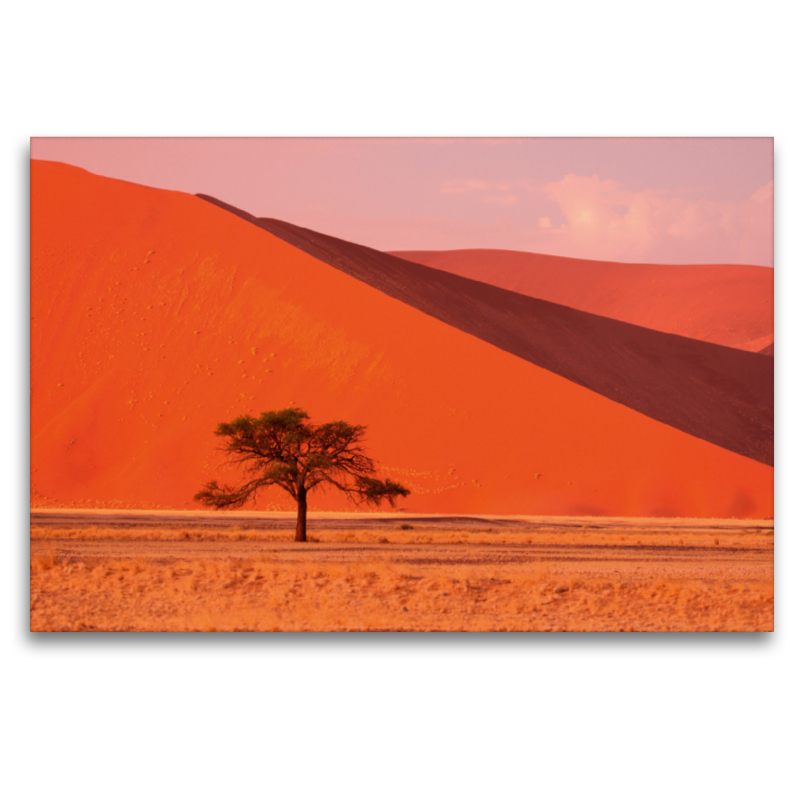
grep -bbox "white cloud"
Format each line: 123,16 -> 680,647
530,174 -> 773,265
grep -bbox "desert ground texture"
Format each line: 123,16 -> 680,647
30,510 -> 773,632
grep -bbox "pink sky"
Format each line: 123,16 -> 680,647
31,137 -> 773,266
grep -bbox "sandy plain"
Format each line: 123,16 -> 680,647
30,511 -> 773,632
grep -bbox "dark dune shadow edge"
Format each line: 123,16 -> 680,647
196,195 -> 773,466
389,248 -> 773,353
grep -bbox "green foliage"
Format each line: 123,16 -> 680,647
195,407 -> 410,512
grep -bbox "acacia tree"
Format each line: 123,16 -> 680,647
194,408 -> 410,542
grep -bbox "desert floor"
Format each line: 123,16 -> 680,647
30,510 -> 773,632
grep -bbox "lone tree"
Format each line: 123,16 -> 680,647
194,408 -> 410,542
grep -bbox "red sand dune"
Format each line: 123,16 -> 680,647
30,161 -> 773,517
391,249 -> 773,353
199,200 -> 772,466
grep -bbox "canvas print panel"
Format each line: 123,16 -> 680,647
29,138 -> 774,631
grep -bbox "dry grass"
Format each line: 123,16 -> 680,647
29,524 -> 772,549
30,525 -> 774,632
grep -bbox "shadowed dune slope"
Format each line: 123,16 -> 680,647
30,160 -> 772,518
391,249 -> 773,353
198,197 -> 773,466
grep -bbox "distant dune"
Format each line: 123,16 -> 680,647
391,249 -> 773,353
199,198 -> 773,466
30,161 -> 773,517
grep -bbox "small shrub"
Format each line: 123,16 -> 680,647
400,524 -> 413,531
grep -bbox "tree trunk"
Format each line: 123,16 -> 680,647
295,490 -> 308,543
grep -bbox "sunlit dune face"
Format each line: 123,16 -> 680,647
30,161 -> 773,518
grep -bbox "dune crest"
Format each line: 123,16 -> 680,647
199,197 -> 773,466
391,248 -> 773,352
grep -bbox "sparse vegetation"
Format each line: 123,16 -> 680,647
194,408 -> 409,542
30,546 -> 774,632
30,521 -> 773,632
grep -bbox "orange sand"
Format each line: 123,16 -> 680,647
31,161 -> 773,517
205,206 -> 772,465
392,249 -> 773,352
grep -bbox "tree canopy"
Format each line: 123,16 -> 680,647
194,408 -> 410,542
